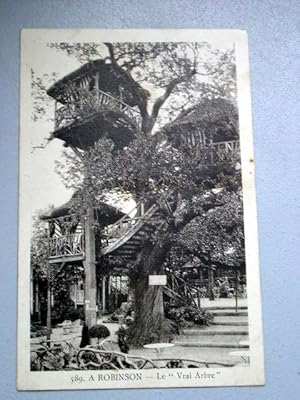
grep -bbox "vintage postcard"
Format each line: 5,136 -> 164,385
18,29 -> 264,390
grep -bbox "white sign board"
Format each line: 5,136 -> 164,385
148,274 -> 167,286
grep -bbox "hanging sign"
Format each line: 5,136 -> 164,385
148,274 -> 167,286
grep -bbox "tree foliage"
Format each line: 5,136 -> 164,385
31,213 -> 49,281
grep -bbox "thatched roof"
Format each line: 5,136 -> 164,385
40,192 -> 125,224
163,98 -> 239,143
47,59 -> 149,107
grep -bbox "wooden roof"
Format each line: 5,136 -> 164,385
47,59 -> 149,107
163,98 -> 239,142
40,192 -> 125,224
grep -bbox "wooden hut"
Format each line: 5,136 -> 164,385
47,58 -> 149,150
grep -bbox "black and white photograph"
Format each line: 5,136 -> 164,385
18,29 -> 264,390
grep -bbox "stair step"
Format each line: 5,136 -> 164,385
176,332 -> 248,347
174,341 -> 249,349
183,329 -> 248,336
211,310 -> 248,317
126,239 -> 142,246
121,243 -> 140,250
212,321 -> 248,326
212,316 -> 248,326
113,252 -> 134,259
117,247 -> 136,253
204,306 -> 248,310
133,234 -> 148,241
140,226 -> 154,233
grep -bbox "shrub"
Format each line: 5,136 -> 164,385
88,324 -> 110,339
165,305 -> 214,327
30,325 -> 49,338
65,307 -> 83,322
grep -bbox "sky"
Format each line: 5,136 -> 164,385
29,48 -> 87,215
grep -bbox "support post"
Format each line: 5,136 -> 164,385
54,100 -> 57,130
46,261 -> 52,343
235,269 -> 239,313
102,276 -> 107,314
197,289 -> 201,309
83,206 -> 97,329
115,276 -> 119,307
30,273 -> 33,317
208,265 -> 215,301
107,275 -> 111,311
74,283 -> 77,309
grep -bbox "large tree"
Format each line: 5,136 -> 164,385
33,42 -> 243,345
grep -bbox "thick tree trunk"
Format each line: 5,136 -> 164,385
127,230 -> 175,347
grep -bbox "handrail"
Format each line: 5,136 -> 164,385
212,139 -> 239,146
102,202 -> 154,244
101,203 -> 158,254
49,233 -> 84,258
167,272 -> 202,309
96,89 -> 140,115
211,141 -> 240,154
105,201 -> 143,229
55,88 -> 142,130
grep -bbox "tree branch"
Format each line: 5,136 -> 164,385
147,69 -> 197,133
104,42 -> 116,63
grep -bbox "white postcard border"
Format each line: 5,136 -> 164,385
18,29 -> 264,390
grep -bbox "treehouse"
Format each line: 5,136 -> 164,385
40,193 -> 159,317
41,192 -> 125,264
163,98 -> 240,164
47,59 -> 148,150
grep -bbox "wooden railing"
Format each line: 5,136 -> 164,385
49,233 -> 84,259
101,202 -> 155,248
211,140 -> 240,162
110,277 -> 128,296
212,140 -> 240,154
167,273 -> 202,309
55,88 -> 142,130
192,139 -> 240,163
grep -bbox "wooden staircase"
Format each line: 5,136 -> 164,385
101,202 -> 158,260
101,205 -> 202,311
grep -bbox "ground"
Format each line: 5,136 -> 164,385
31,298 -> 249,368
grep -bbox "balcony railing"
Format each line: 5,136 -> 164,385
55,88 -> 142,131
211,140 -> 240,162
101,202 -> 156,248
191,139 -> 240,163
49,233 -> 84,259
212,140 -> 240,155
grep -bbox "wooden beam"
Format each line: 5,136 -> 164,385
49,254 -> 85,264
83,206 -> 97,329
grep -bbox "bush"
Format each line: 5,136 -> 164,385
51,298 -> 74,324
126,317 -> 177,346
88,324 -> 110,339
65,307 -> 83,322
30,325 -> 49,338
165,305 -> 214,327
